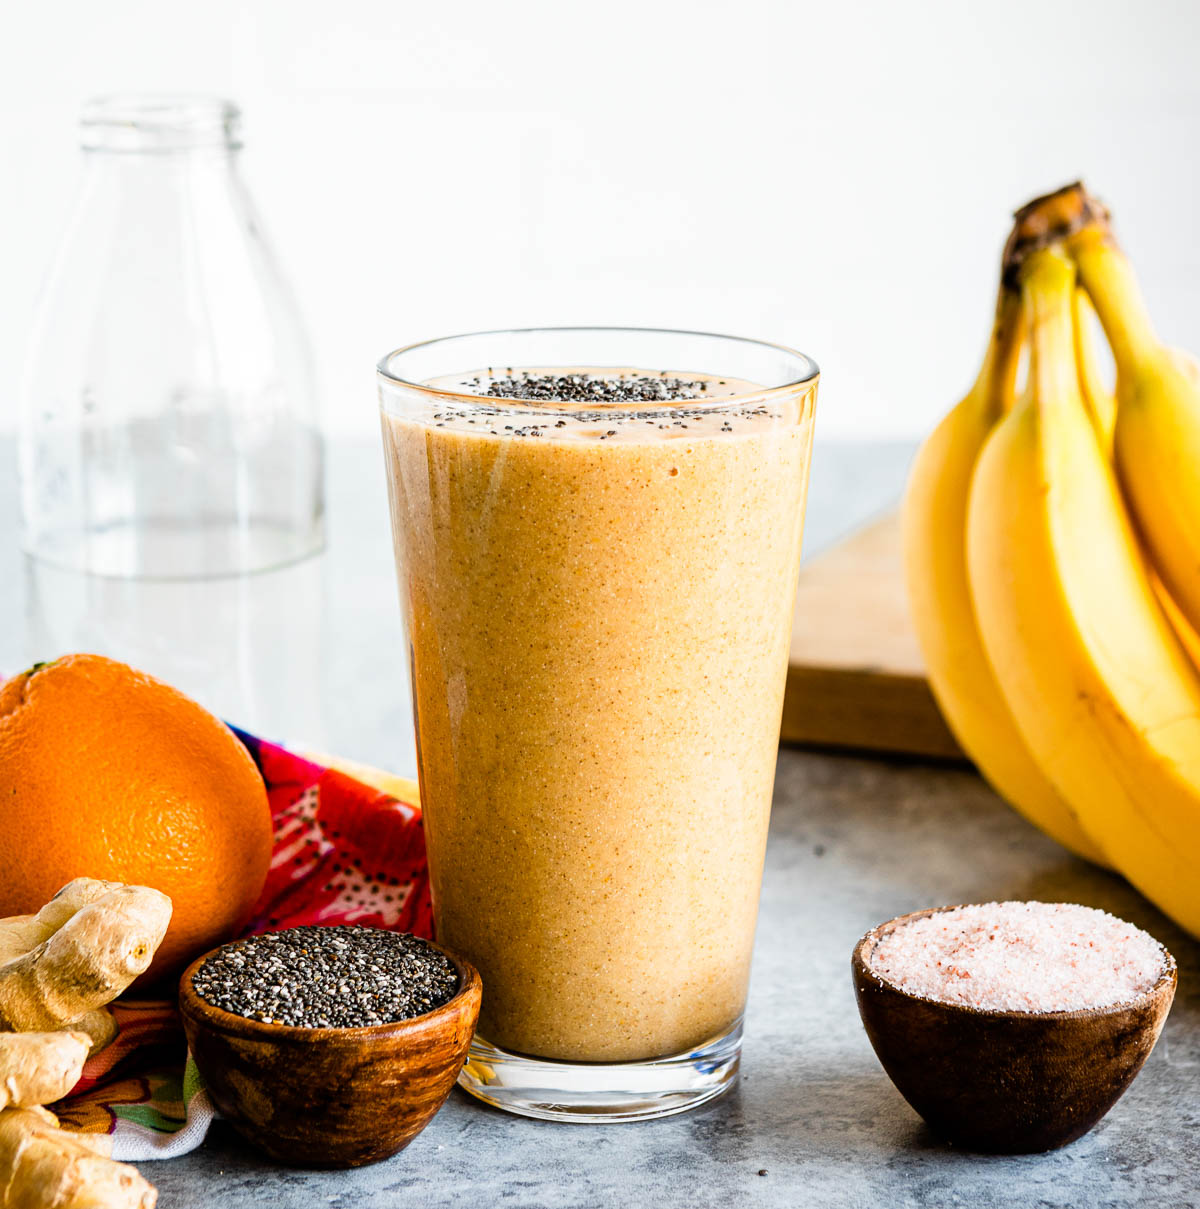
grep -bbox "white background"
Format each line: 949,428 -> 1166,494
2,0 -> 1199,442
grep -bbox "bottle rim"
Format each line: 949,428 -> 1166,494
80,94 -> 242,152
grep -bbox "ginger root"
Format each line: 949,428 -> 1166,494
0,1033 -> 89,1111
0,1107 -> 156,1208
0,883 -> 128,1053
0,881 -> 119,967
0,881 -> 171,1033
66,1013 -> 118,1059
0,882 -> 170,1208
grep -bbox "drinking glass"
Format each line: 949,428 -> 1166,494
19,95 -> 323,579
379,328 -> 818,1121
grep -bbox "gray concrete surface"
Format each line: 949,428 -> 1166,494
2,438 -> 1195,1207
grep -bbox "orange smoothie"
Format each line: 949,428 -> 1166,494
382,368 -> 815,1062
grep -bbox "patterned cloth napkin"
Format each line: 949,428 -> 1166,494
54,730 -> 431,1161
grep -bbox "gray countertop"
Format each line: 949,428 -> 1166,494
2,437 -> 1196,1208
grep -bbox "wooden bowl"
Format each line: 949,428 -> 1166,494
852,906 -> 1176,1153
179,937 -> 481,1168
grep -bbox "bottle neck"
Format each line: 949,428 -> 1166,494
81,143 -> 242,177
80,95 -> 241,155
77,137 -> 245,220
68,99 -> 255,301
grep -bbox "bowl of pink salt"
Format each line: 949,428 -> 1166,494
852,901 -> 1176,1153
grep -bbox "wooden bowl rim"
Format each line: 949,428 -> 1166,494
179,930 -> 481,1047
853,903 -> 1177,1023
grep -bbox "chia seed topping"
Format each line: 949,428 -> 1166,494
191,925 -> 460,1028
413,368 -> 794,440
479,373 -> 711,403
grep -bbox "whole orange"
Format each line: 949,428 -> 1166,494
0,654 -> 273,985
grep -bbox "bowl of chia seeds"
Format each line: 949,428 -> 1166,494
179,924 -> 482,1168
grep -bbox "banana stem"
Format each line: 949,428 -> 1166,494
1021,250 -> 1080,406
1073,288 -> 1117,449
1072,229 -> 1159,372
974,286 -> 1025,423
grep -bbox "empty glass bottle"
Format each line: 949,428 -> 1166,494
19,95 -> 324,578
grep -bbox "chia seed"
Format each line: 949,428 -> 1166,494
481,373 -> 710,404
422,372 -> 783,438
191,925 -> 460,1028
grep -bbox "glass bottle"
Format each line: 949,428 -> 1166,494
19,95 -> 324,578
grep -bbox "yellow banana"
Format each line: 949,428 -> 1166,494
1073,288 -> 1116,449
1073,225 -> 1200,638
967,246 -> 1200,935
1154,567 -> 1200,673
1071,272 -> 1200,670
902,285 -> 1104,863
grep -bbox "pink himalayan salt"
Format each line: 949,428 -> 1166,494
867,901 -> 1167,1013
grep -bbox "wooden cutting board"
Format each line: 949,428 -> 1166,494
781,511 -> 964,760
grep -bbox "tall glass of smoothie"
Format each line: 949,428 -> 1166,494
379,328 -> 818,1121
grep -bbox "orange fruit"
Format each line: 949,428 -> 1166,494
0,653 -> 272,985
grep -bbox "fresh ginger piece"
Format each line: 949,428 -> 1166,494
0,885 -> 171,1033
0,882 -> 122,969
0,924 -> 36,975
67,1011 -> 117,1058
0,886 -> 122,1052
58,1131 -> 113,1158
0,1107 -> 156,1208
0,885 -> 165,1208
0,1033 -> 89,1111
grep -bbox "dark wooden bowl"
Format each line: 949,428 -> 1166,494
179,936 -> 481,1168
852,905 -> 1176,1153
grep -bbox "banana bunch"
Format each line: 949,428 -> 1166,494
903,182 -> 1200,936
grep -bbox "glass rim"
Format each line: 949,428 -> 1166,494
80,94 -> 242,152
376,326 -> 820,408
